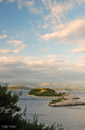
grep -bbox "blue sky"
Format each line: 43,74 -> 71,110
0,0 -> 85,84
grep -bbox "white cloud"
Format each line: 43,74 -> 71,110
0,55 -> 84,72
42,0 -> 85,30
0,34 -> 7,39
40,19 -> 85,45
41,0 -> 74,30
7,40 -> 26,47
71,45 -> 85,54
0,49 -> 12,54
0,55 -> 85,83
7,40 -> 23,45
0,48 -> 24,54
12,0 -> 43,14
0,54 -> 85,74
0,40 -> 26,54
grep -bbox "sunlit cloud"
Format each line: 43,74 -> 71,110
7,40 -> 24,45
0,34 -> 7,39
71,45 -> 85,54
0,40 -> 26,54
40,19 -> 85,41
0,49 -> 12,54
42,0 -> 85,30
7,40 -> 26,48
0,55 -> 85,83
42,0 -> 74,27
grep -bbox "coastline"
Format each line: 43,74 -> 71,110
27,94 -> 61,98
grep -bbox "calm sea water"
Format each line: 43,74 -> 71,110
17,90 -> 85,130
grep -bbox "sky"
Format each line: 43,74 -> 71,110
0,0 -> 85,84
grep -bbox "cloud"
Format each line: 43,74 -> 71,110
0,48 -> 24,54
0,49 -> 12,54
0,34 -> 7,39
78,56 -> 85,61
7,0 -> 43,14
17,0 -> 35,9
40,19 -> 85,48
0,55 -> 85,83
0,40 -> 26,54
71,45 -> 85,54
23,0 -> 42,14
7,40 -> 24,45
42,0 -> 74,25
40,19 -> 85,40
0,55 -> 84,72
7,40 -> 26,47
46,55 -> 57,58
41,0 -> 85,30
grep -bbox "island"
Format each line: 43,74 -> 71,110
28,88 -> 67,97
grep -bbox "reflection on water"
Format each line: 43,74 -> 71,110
16,90 -> 85,130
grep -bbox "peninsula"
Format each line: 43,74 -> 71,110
49,92 -> 85,107
49,98 -> 85,107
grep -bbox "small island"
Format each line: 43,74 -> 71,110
28,88 -> 66,97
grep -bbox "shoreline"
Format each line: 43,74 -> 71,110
49,99 -> 85,107
27,94 -> 61,98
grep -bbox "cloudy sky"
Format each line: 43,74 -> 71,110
0,0 -> 85,84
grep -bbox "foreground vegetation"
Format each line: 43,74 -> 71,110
28,88 -> 65,97
0,85 -> 65,130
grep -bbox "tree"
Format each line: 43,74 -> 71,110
0,85 -> 23,129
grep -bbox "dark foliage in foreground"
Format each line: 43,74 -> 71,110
0,85 -> 64,130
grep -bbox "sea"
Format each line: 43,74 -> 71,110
16,90 -> 85,130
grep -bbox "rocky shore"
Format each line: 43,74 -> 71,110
49,99 -> 85,107
49,93 -> 85,107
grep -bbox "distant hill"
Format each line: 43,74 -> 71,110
8,81 -> 85,91
1,81 -> 85,91
7,84 -> 32,91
